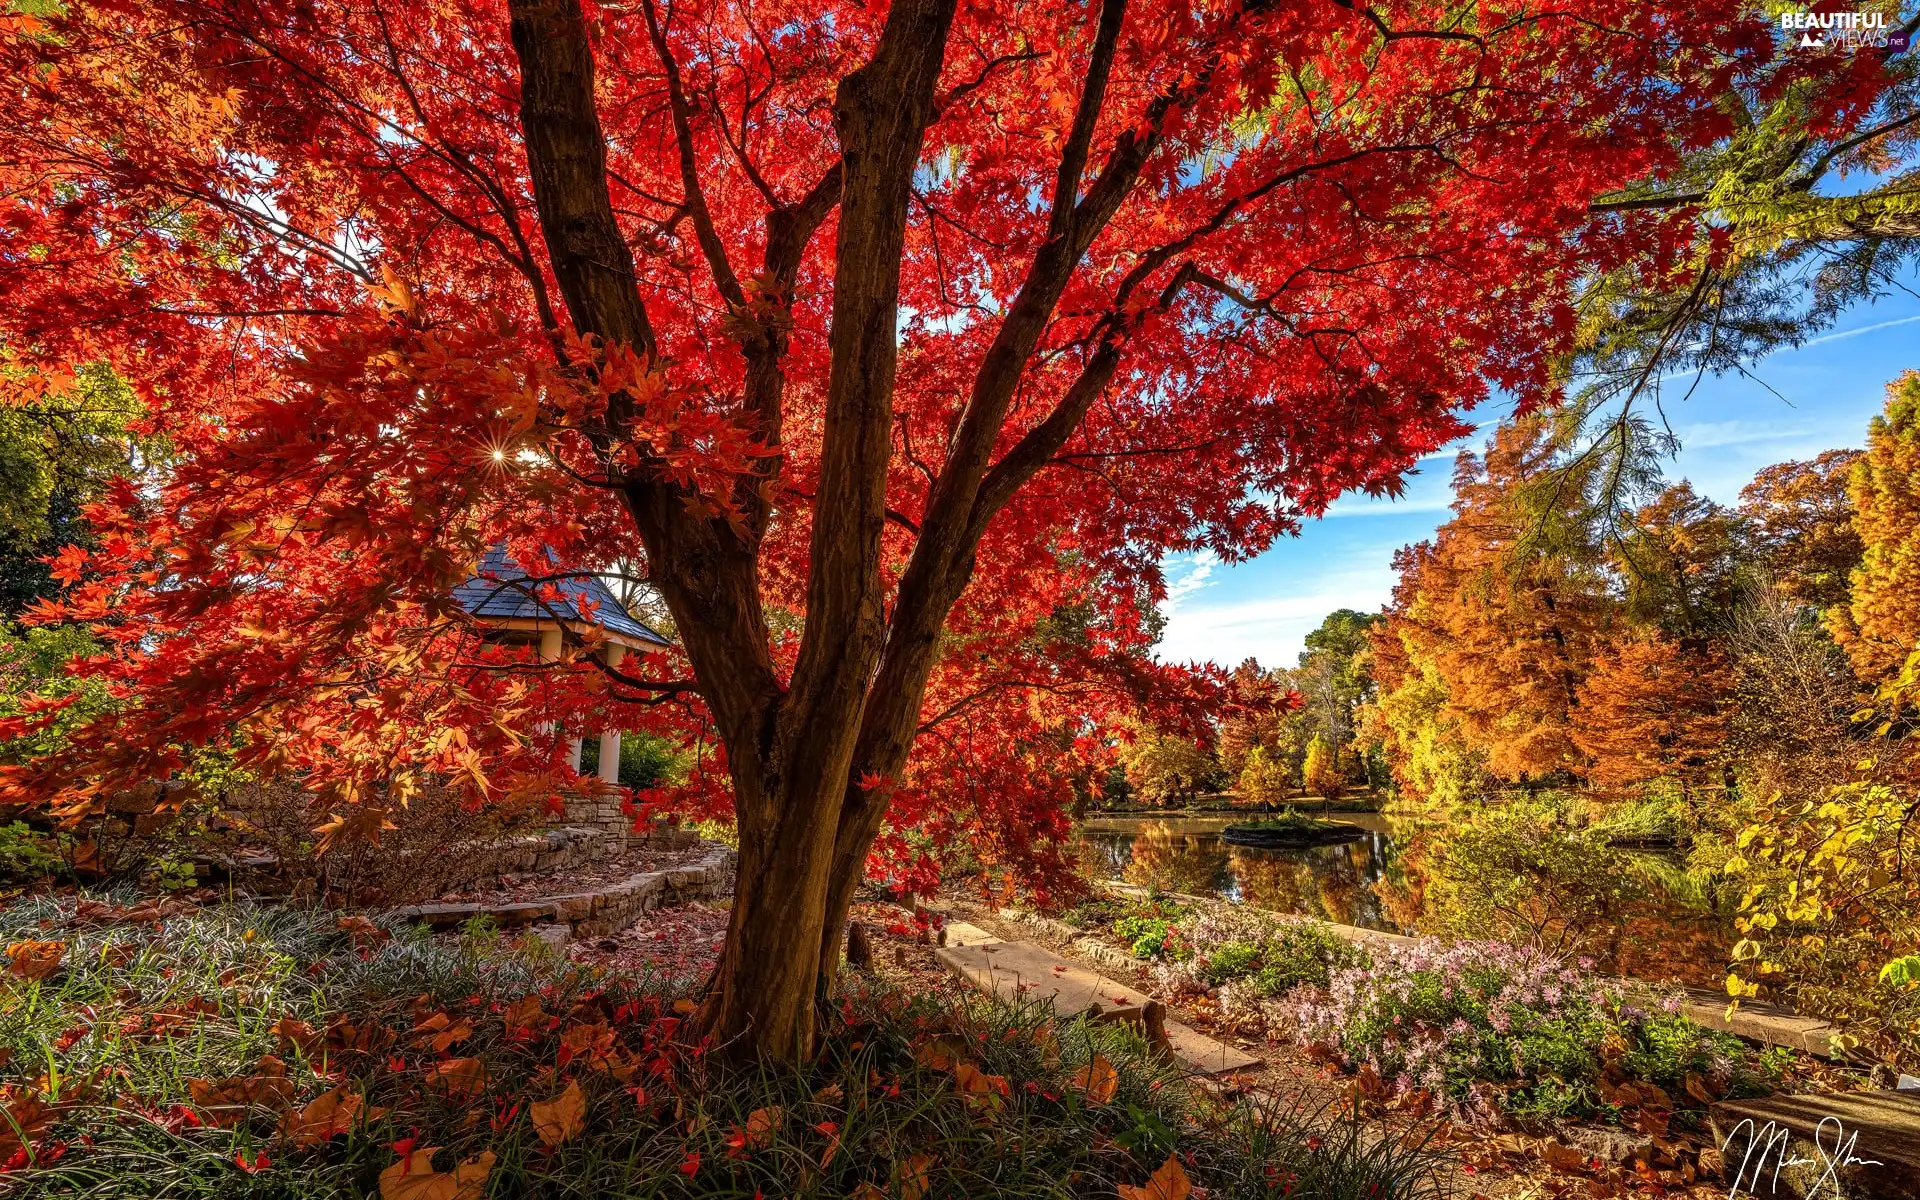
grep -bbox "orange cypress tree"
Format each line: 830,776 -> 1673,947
1614,482 -> 1743,638
1573,634 -> 1731,805
1738,450 -> 1863,611
1415,422 -> 1614,782
1829,372 -> 1920,690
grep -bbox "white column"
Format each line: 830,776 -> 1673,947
537,626 -> 564,754
597,643 -> 625,784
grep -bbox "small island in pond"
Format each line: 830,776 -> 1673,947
1221,810 -> 1369,849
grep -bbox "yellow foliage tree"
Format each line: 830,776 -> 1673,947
1302,735 -> 1338,800
1236,744 -> 1290,808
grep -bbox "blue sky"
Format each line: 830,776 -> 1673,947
1154,291 -> 1920,669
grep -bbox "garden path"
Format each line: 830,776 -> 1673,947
932,929 -> 1261,1076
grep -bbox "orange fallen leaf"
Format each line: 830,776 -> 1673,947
378,1146 -> 495,1200
424,1057 -> 489,1099
6,940 -> 64,981
952,1063 -> 1010,1114
187,1068 -> 295,1127
672,998 -> 696,1015
529,1078 -> 587,1147
742,1105 -> 783,1149
911,1035 -> 967,1071
336,914 -> 390,944
277,1084 -> 370,1147
895,1151 -> 936,1200
0,1088 -> 56,1161
428,1020 -> 472,1054
1541,1140 -> 1592,1175
271,1016 -> 321,1056
1071,1055 -> 1119,1104
1118,1154 -> 1192,1200
503,995 -> 544,1028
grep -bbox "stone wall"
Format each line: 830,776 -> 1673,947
396,820 -> 699,896
89,777 -> 691,902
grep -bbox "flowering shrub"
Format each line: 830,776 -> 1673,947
1286,940 -> 1785,1122
1148,906 -> 1369,1011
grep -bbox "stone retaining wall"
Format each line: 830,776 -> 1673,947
413,820 -> 700,895
392,841 -> 736,939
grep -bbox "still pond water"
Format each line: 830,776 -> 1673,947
1076,813 -> 1732,987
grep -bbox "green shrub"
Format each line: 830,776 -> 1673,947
1202,940 -> 1262,984
0,820 -> 62,883
1251,922 -> 1370,996
1114,913 -> 1178,959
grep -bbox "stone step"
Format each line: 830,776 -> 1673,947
934,939 -> 1260,1077
1710,1089 -> 1920,1198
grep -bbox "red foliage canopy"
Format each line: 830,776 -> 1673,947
0,0 -> 1888,1053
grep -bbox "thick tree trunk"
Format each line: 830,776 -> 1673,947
507,0 -> 1154,1063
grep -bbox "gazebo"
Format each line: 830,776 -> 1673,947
452,546 -> 674,784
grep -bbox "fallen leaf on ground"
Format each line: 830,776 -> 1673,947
378,1147 -> 495,1200
895,1152 -> 935,1200
1071,1055 -> 1119,1104
424,1057 -> 489,1099
912,1035 -> 968,1072
741,1105 -> 782,1149
1118,1154 -> 1192,1200
0,1088 -> 56,1161
952,1063 -> 1009,1114
278,1084 -> 374,1147
6,940 -> 64,981
271,1016 -> 321,1055
188,1061 -> 295,1127
1541,1140 -> 1592,1175
529,1078 -> 587,1147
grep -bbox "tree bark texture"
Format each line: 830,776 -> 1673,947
507,0 -> 1166,1062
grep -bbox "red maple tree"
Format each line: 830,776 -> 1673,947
0,0 -> 1878,1058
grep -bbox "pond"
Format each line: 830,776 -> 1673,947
1076,812 -> 1734,988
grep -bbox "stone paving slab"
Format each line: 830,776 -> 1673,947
935,940 -> 1259,1077
1710,1089 -> 1920,1198
939,920 -> 1001,948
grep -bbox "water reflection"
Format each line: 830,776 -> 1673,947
1079,815 -> 1404,933
1077,814 -> 1732,987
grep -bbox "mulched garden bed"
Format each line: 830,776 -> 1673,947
430,841 -> 714,908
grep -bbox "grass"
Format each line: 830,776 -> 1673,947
0,892 -> 1451,1198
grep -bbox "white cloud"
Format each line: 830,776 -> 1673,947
1672,419 -> 1816,450
1801,313 -> 1920,347
1160,549 -> 1220,614
1319,495 -> 1458,518
1155,561 -> 1398,668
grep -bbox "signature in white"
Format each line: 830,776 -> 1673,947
1723,1116 -> 1885,1199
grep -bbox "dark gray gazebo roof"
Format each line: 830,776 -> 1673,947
452,545 -> 673,651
